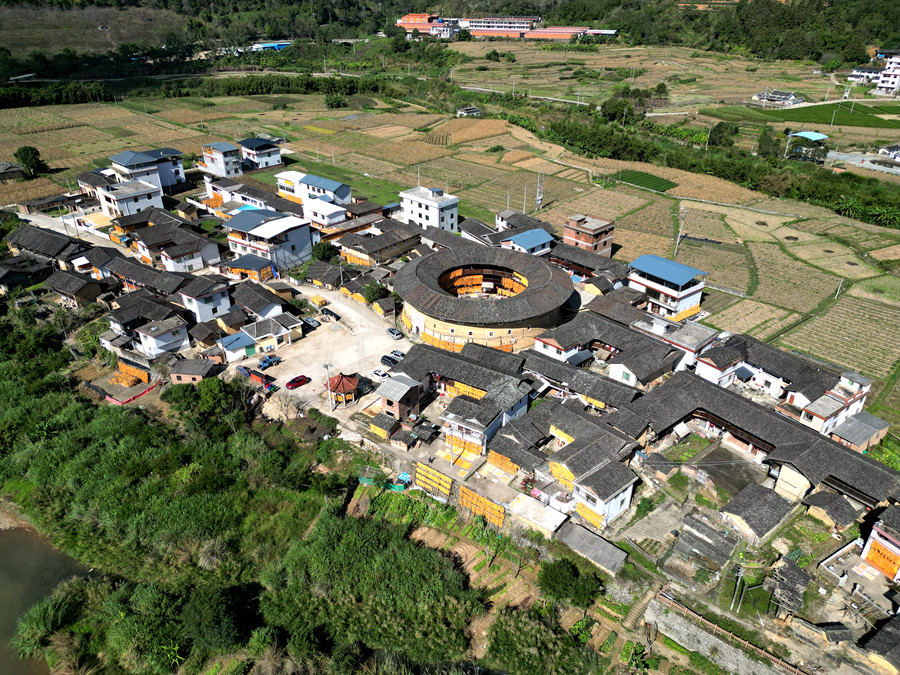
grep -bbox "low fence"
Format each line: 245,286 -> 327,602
654,592 -> 808,675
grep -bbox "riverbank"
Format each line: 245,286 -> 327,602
0,502 -> 33,531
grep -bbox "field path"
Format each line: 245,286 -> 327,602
507,124 -> 567,158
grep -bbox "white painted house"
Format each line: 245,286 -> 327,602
398,186 -> 459,232
876,56 -> 900,96
135,317 -> 189,358
108,148 -> 185,190
221,210 -> 317,270
238,138 -> 282,170
177,276 -> 232,323
200,142 -> 242,178
627,255 -> 706,321
275,171 -> 352,205
96,180 -> 164,219
305,199 -> 347,228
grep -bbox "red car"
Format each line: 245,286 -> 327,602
285,375 -> 311,390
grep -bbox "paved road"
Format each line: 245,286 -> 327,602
827,150 -> 900,177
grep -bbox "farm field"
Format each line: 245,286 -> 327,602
448,43 -> 838,108
617,201 -> 676,236
675,242 -> 751,293
781,297 -> 900,379
616,170 -> 678,192
706,299 -> 799,338
747,242 -> 841,312
709,103 -> 900,129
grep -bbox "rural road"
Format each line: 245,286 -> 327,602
827,150 -> 900,177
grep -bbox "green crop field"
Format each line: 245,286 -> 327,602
707,103 -> 900,129
617,170 -> 678,192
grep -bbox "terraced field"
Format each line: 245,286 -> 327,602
748,242 -> 841,312
676,243 -> 752,293
782,297 -> 900,378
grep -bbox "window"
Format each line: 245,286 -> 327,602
489,331 -> 494,337
585,494 -> 597,506
468,331 -> 473,336
622,372 -> 631,382
802,411 -> 814,421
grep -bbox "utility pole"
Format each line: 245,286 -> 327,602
417,166 -> 420,186
535,173 -> 544,210
506,190 -> 510,210
834,277 -> 844,299
705,120 -> 713,152
324,363 -> 335,411
523,184 -> 527,213
323,57 -> 326,74
674,206 -> 686,256
331,144 -> 335,165
830,107 -> 838,127
824,86 -> 831,102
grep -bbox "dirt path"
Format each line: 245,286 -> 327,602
507,124 -> 567,158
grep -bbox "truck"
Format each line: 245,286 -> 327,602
257,355 -> 282,370
236,366 -> 278,393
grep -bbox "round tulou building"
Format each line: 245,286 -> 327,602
394,247 -> 574,352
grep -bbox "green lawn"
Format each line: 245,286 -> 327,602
616,170 -> 678,192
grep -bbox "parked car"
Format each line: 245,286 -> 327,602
286,375 -> 311,390
389,350 -> 405,361
371,369 -> 389,382
304,317 -> 320,328
257,355 -> 282,370
386,328 -> 403,340
322,308 -> 340,321
381,355 -> 398,368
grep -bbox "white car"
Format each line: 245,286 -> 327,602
371,369 -> 389,382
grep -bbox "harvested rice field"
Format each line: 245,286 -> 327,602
675,243 -> 752,293
748,242 -> 841,312
707,299 -> 798,337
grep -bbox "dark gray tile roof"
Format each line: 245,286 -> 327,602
537,312 -> 679,383
170,359 -> 217,377
4,224 -> 85,260
878,505 -> 900,536
521,348 -> 638,409
458,343 -> 526,376
371,412 -> 400,433
622,372 -> 900,503
866,616 -> 900,668
723,484 -> 792,538
700,334 -> 838,401
675,515 -> 740,569
189,321 -> 222,342
802,491 -> 861,527
304,260 -> 353,287
106,258 -> 185,295
421,227 -> 479,250
179,275 -> 229,299
830,411 -> 890,447
557,522 -> 627,573
45,270 -> 96,296
76,170 -> 116,188
108,289 -> 180,325
339,218 -> 420,257
770,557 -> 810,612
458,218 -> 494,242
394,247 -> 574,326
548,241 -> 629,277
83,245 -> 125,268
585,295 -> 647,326
231,281 -> 283,315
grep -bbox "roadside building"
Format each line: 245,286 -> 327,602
96,180 -> 164,219
862,506 -> 900,581
109,148 -> 185,190
231,282 -> 284,320
241,313 -> 304,352
327,373 -> 359,407
170,359 -> 218,384
377,373 -> 422,419
0,161 -> 25,183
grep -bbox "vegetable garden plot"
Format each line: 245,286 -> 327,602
616,169 -> 678,192
617,200 -> 676,236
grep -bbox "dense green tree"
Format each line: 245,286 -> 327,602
311,240 -> 338,261
14,146 -> 47,178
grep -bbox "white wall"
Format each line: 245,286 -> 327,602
181,290 -> 232,323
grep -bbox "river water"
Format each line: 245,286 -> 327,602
0,527 -> 84,675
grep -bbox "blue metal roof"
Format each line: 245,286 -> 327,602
629,255 -> 706,286
789,131 -> 828,142
220,332 -> 255,351
204,141 -> 239,153
226,253 -> 274,271
223,209 -> 274,233
300,174 -> 350,199
504,228 -> 554,249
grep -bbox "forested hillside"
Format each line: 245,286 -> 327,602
0,0 -> 897,59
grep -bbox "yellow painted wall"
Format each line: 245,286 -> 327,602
487,450 -> 519,474
254,336 -> 278,353
401,304 -> 553,353
583,396 -> 606,410
459,486 -> 505,527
